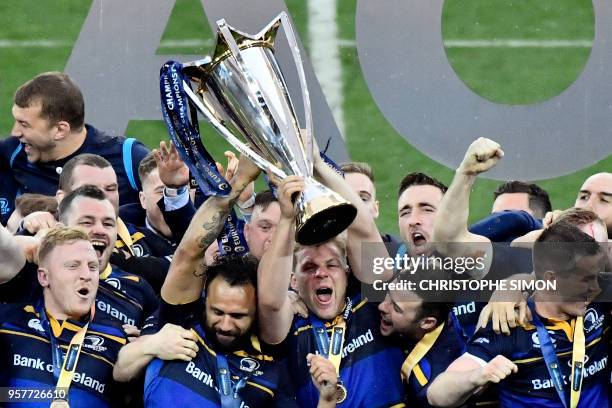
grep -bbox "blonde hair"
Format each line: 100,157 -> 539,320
38,227 -> 90,266
293,232 -> 348,271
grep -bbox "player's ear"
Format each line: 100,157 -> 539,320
38,267 -> 50,288
55,189 -> 65,205
53,120 -> 72,141
543,270 -> 555,282
139,191 -> 146,209
290,273 -> 298,291
419,316 -> 438,332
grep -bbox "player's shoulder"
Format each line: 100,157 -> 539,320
0,136 -> 24,164
0,302 -> 38,324
89,314 -> 128,346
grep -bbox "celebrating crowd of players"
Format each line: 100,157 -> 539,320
0,71 -> 610,408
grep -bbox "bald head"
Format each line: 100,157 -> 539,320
575,172 -> 612,233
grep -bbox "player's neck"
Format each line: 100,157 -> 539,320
533,291 -> 572,320
43,295 -> 87,322
47,127 -> 87,161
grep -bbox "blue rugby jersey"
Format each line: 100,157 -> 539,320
0,302 -> 127,407
118,222 -> 177,260
143,299 -> 298,408
451,244 -> 534,341
402,316 -> 467,407
0,166 -> 19,223
95,265 -> 159,328
0,263 -> 158,328
467,302 -> 610,408
290,291 -> 406,408
0,124 -> 149,222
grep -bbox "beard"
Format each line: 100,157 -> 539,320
202,312 -> 251,352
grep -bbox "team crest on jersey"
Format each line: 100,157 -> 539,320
28,318 -> 45,333
531,330 -> 556,348
132,244 -> 144,257
240,358 -> 263,376
0,198 -> 10,215
584,308 -> 604,334
84,335 -> 107,352
105,278 -> 121,290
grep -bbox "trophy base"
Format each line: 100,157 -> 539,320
295,187 -> 357,245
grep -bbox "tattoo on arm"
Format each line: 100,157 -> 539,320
198,213 -> 223,249
193,261 -> 207,277
202,214 -> 221,232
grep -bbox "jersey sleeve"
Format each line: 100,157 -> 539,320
0,262 -> 40,303
140,308 -> 161,335
466,323 -> 513,363
140,276 -> 160,319
129,138 -> 150,191
158,297 -> 202,328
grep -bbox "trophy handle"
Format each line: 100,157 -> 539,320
276,12 -> 314,172
218,14 -> 314,176
183,82 -> 287,179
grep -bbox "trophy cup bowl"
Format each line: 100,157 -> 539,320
174,12 -> 356,245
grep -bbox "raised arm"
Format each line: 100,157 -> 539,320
257,176 -> 305,344
0,223 -> 26,284
433,138 -> 502,277
160,156 -> 260,305
312,153 -> 392,283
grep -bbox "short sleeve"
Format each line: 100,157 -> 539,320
466,324 -> 511,363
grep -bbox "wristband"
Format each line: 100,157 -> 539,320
238,192 -> 256,209
164,185 -> 188,198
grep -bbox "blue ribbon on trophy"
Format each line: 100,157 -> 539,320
160,60 -> 248,255
218,209 -> 249,256
160,60 -> 231,197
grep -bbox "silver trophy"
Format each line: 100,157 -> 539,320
179,12 -> 356,245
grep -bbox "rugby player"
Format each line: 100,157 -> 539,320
0,186 -> 158,329
0,72 -> 149,224
125,155 -> 337,407
378,267 -> 461,407
0,227 -> 127,407
575,172 -> 612,235
257,151 -> 406,407
427,223 -> 610,407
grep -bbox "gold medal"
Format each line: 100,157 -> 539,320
50,399 -> 70,408
335,383 -> 347,403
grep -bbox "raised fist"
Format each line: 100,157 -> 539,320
458,137 -> 504,175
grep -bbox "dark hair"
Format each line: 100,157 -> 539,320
533,222 -> 602,279
14,72 -> 84,130
398,172 -> 447,197
15,193 -> 58,217
493,180 -> 552,218
253,190 -> 278,213
59,154 -> 113,192
408,266 -> 454,325
138,152 -> 158,186
58,185 -> 110,223
204,255 -> 259,294
340,162 -> 374,182
554,207 -> 604,229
